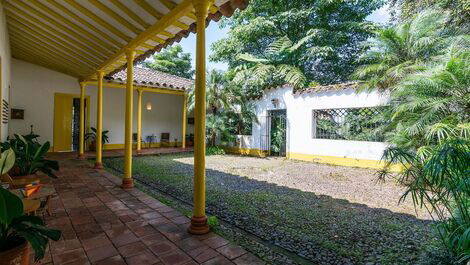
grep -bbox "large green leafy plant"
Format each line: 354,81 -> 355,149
0,134 -> 59,178
0,149 -> 61,261
85,127 -> 110,145
352,9 -> 458,91
379,139 -> 470,263
211,0 -> 383,92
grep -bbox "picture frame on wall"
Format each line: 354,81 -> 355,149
11,108 -> 24,120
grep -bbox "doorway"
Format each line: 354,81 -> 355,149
53,93 -> 89,152
260,109 -> 287,157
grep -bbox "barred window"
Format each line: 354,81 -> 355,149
312,107 -> 385,142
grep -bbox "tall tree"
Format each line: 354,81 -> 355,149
352,9 -> 457,91
389,0 -> 469,26
143,44 -> 194,79
187,70 -> 257,146
210,0 -> 384,93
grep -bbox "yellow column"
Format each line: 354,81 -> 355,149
78,82 -> 86,160
137,88 -> 143,153
182,94 -> 187,149
188,0 -> 211,235
121,48 -> 136,189
94,71 -> 104,169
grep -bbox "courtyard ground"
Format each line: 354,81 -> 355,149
103,153 -> 439,265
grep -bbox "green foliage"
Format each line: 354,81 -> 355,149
0,134 -> 59,178
207,216 -> 220,228
85,127 -> 110,145
352,9 -> 459,91
389,0 -> 469,26
382,45 -> 470,151
211,0 -> 384,94
379,139 -> 470,263
0,187 -> 61,261
206,146 -> 226,156
187,70 -> 258,146
143,44 -> 194,79
0,149 -> 16,176
270,118 -> 285,154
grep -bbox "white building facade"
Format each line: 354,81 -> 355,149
227,83 -> 391,169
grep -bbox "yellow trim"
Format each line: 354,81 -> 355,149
64,0 -> 131,42
110,0 -> 150,28
53,93 -> 90,152
86,0 -> 193,79
192,0 -> 210,220
89,0 -> 142,35
95,71 -> 104,164
79,83 -> 86,156
11,41 -> 88,77
5,12 -> 108,61
182,94 -> 187,148
124,49 -> 135,180
223,146 -> 266,157
287,152 -> 402,171
5,2 -> 113,57
136,89 -> 143,151
103,142 -> 182,150
27,0 -> 117,52
44,0 -> 122,49
8,23 -> 99,67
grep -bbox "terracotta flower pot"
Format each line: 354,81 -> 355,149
89,141 -> 96,152
0,240 -> 28,265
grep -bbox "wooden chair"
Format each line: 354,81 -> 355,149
1,174 -> 40,189
133,133 -> 145,146
160,133 -> 170,147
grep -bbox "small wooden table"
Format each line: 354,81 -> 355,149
12,185 -> 56,216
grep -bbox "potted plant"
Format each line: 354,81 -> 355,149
85,127 -> 109,151
0,149 -> 61,264
0,134 -> 59,178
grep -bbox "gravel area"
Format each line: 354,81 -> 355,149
104,154 -> 439,265
174,155 -> 430,219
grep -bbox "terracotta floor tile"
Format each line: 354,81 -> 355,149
125,250 -> 159,265
110,231 -> 140,247
203,236 -> 229,249
117,241 -> 148,258
80,233 -> 112,251
52,248 -> 88,264
85,244 -> 119,263
147,241 -> 177,256
201,255 -> 234,265
159,250 -> 192,265
94,255 -> 127,265
140,233 -> 166,246
216,244 -> 247,260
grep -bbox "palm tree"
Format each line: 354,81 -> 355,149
352,9 -> 457,91
234,33 -> 332,91
187,70 -> 257,146
383,45 -> 470,152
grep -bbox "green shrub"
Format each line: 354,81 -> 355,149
206,146 -> 226,156
379,139 -> 470,263
207,216 -> 219,228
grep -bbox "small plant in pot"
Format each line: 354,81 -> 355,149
0,134 -> 59,178
0,149 -> 61,264
85,127 -> 109,151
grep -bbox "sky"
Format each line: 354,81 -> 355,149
178,5 -> 391,71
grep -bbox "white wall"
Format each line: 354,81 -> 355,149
245,86 -> 390,161
9,59 -> 188,149
0,2 -> 11,141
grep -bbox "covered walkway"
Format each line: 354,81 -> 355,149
36,157 -> 262,265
